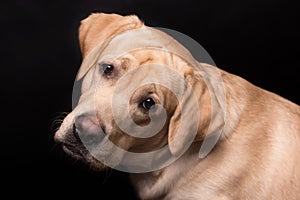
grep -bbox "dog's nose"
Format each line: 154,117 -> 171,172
74,114 -> 105,145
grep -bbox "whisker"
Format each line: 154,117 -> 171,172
50,141 -> 62,152
50,111 -> 70,134
102,167 -> 113,184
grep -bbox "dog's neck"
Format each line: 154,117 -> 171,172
130,69 -> 248,200
130,143 -> 202,199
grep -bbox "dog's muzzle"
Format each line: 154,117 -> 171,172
56,114 -> 106,158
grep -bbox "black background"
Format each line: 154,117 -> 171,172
1,0 -> 299,199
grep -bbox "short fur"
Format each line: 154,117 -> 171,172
55,13 -> 300,200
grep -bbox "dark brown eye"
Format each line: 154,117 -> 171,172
142,98 -> 156,110
100,63 -> 114,76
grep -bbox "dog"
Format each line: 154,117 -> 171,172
54,13 -> 300,199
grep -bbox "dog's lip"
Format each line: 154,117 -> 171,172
62,143 -> 87,159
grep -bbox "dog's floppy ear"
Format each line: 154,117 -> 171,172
79,13 -> 143,59
168,65 -> 211,156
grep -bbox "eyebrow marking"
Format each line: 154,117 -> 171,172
140,57 -> 153,65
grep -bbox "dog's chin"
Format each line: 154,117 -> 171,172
62,145 -> 108,171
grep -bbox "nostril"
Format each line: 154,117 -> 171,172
74,114 -> 105,145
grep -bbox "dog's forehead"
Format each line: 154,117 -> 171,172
77,27 -> 196,80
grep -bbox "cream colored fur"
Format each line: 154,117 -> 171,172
55,13 -> 300,200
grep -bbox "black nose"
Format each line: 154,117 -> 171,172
74,114 -> 105,145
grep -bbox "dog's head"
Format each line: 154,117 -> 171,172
54,13 -> 214,171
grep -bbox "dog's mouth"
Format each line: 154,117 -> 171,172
62,143 -> 107,171
57,125 -> 109,170
62,142 -> 87,159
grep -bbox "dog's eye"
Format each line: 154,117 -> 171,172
99,63 -> 114,76
142,98 -> 156,110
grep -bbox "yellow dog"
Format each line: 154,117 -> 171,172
55,13 -> 300,199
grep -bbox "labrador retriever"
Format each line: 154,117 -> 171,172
54,13 -> 300,200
